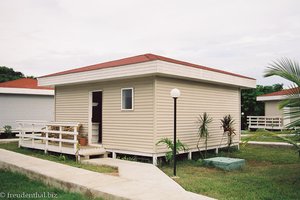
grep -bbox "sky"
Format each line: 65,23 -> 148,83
0,0 -> 299,87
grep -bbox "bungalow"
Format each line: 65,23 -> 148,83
36,54 -> 255,164
0,78 -> 54,132
248,88 -> 300,130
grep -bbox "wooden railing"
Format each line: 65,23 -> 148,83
16,121 -> 80,155
247,116 -> 283,130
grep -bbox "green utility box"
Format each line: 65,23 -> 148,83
203,157 -> 245,171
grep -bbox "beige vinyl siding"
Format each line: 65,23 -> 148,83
155,77 -> 240,153
55,77 -> 154,153
265,101 -> 282,116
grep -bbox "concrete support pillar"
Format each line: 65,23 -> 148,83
152,155 -> 157,166
215,148 -> 219,154
112,152 -> 116,159
237,144 -> 240,150
188,151 -> 192,160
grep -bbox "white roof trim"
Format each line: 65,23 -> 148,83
257,94 -> 299,101
38,60 -> 256,88
0,87 -> 54,95
257,95 -> 289,101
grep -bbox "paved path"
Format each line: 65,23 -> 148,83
84,158 -> 214,200
0,138 -> 19,143
0,149 -> 214,200
241,134 -> 296,137
244,141 -> 299,146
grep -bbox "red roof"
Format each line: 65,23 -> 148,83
0,78 -> 53,90
41,53 -> 255,80
260,87 -> 300,97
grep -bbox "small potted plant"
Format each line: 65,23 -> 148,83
78,134 -> 88,146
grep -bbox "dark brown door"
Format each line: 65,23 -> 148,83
92,91 -> 102,143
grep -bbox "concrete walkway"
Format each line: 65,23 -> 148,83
0,149 -> 214,200
0,138 -> 19,143
241,134 -> 296,137
84,158 -> 214,200
244,141 -> 299,146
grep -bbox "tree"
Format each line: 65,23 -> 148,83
241,84 -> 283,129
0,66 -> 25,83
196,112 -> 213,158
264,58 -> 300,129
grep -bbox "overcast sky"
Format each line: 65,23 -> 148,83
1,0 -> 299,87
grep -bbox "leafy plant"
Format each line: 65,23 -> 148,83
220,115 -> 236,151
117,155 -> 137,162
196,112 -> 213,158
3,125 -> 12,138
58,154 -> 66,161
156,138 -> 188,163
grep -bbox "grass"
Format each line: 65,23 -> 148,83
0,142 -> 117,174
0,169 -> 102,200
160,145 -> 300,200
242,134 -> 300,143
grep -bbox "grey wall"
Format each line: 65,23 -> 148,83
0,94 -> 54,130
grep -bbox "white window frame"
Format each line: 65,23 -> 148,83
121,87 -> 134,111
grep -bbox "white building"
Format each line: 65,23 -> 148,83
0,78 -> 54,131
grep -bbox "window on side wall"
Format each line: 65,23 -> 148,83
121,88 -> 133,110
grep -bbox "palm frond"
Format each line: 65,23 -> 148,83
264,58 -> 300,129
156,138 -> 188,162
264,58 -> 300,86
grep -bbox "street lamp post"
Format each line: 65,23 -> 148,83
170,88 -> 180,177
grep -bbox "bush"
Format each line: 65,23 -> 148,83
1,125 -> 13,138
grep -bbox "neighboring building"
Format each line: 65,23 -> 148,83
37,53 -> 256,163
0,78 -> 54,131
248,88 -> 300,130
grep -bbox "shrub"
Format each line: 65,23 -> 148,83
3,125 -> 13,138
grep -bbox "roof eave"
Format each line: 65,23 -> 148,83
257,95 -> 288,101
0,87 -> 55,96
38,60 -> 256,88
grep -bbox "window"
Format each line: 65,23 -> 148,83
121,88 -> 133,110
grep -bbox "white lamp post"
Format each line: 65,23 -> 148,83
170,88 -> 180,176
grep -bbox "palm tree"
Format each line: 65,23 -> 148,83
261,58 -> 300,157
264,58 -> 300,129
196,112 -> 213,158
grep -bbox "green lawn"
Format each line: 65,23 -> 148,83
242,134 -> 300,143
160,145 -> 300,200
0,169 -> 102,200
0,142 -> 117,174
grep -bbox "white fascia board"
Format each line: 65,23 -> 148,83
257,94 -> 299,101
38,60 -> 256,88
38,61 -> 159,86
157,61 -> 256,88
257,95 -> 288,101
0,87 -> 54,96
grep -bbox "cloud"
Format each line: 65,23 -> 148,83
0,0 -> 299,87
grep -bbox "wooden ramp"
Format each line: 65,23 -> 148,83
16,121 -> 106,160
20,140 -> 106,159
